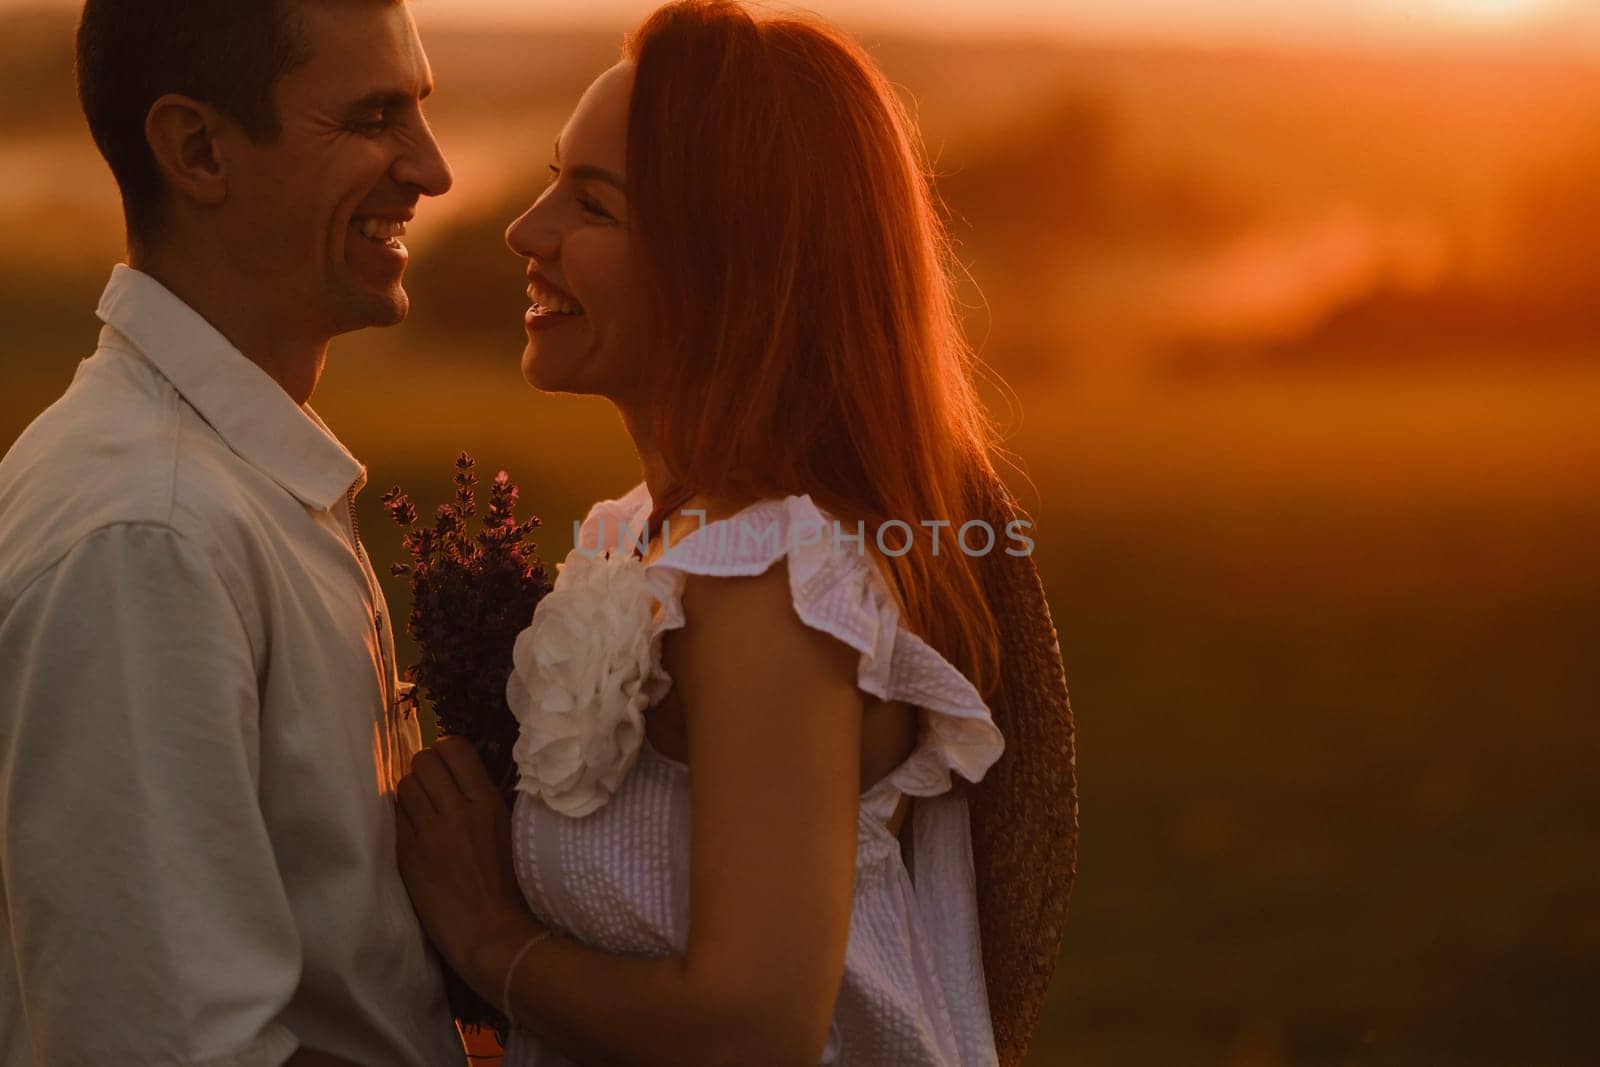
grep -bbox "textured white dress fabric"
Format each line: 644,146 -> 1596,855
504,482 -> 1005,1065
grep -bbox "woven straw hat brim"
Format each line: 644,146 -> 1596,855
968,470 -> 1080,1067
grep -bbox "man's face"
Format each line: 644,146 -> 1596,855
221,1 -> 452,337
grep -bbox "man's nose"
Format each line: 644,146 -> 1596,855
395,116 -> 454,198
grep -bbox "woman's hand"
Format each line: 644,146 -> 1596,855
395,735 -> 543,996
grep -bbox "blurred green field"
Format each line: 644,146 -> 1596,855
15,337 -> 1594,1065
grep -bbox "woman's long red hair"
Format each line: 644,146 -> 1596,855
623,0 -> 1012,699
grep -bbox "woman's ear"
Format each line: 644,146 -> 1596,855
143,93 -> 229,209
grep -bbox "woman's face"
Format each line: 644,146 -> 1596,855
506,60 -> 641,399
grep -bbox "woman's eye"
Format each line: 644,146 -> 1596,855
543,167 -> 611,221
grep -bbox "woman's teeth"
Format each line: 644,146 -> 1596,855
527,287 -> 584,315
355,217 -> 407,248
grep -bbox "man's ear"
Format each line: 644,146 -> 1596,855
144,93 -> 230,209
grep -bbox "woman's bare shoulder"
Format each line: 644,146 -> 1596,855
667,557 -> 859,695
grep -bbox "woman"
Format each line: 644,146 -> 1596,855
395,1 -> 1020,1062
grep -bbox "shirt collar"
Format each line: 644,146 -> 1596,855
96,264 -> 364,512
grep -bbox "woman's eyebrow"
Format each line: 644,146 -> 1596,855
553,137 -> 628,195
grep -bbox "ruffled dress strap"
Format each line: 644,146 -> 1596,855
573,480 -> 653,555
629,489 -> 1006,796
574,483 -> 1006,805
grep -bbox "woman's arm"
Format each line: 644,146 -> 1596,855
398,557 -> 863,1066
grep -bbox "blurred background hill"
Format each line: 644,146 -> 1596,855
2,2 -> 1597,1063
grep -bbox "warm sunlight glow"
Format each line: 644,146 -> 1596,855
1440,0 -> 1554,19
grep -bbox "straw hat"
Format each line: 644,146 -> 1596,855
966,469 -> 1080,1067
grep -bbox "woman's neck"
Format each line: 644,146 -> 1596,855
618,404 -> 672,509
618,402 -> 757,558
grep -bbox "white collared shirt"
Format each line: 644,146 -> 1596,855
0,265 -> 466,1066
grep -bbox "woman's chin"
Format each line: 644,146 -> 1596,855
519,343 -> 540,388
520,343 -> 560,391
521,342 -> 589,395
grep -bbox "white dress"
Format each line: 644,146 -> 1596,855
504,482 -> 1005,1065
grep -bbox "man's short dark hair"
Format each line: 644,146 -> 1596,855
74,1 -> 312,247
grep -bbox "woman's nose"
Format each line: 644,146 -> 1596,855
505,203 -> 559,260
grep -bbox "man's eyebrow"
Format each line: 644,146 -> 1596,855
551,138 -> 627,194
348,83 -> 433,112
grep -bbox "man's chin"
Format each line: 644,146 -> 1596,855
371,291 -> 408,327
332,285 -> 409,333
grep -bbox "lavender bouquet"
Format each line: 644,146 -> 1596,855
382,452 -> 553,1036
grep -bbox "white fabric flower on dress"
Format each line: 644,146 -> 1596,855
507,547 -> 662,818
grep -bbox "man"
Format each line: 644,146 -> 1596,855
0,2 -> 463,1064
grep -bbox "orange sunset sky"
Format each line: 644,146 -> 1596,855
1,0 -> 1597,51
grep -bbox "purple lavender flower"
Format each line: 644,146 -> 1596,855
384,452 -> 552,1037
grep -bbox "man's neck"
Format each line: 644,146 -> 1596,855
129,246 -> 329,406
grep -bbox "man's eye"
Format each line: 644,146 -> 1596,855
350,117 -> 388,136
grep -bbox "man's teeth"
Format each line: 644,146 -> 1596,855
526,286 -> 584,315
356,218 -> 407,241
